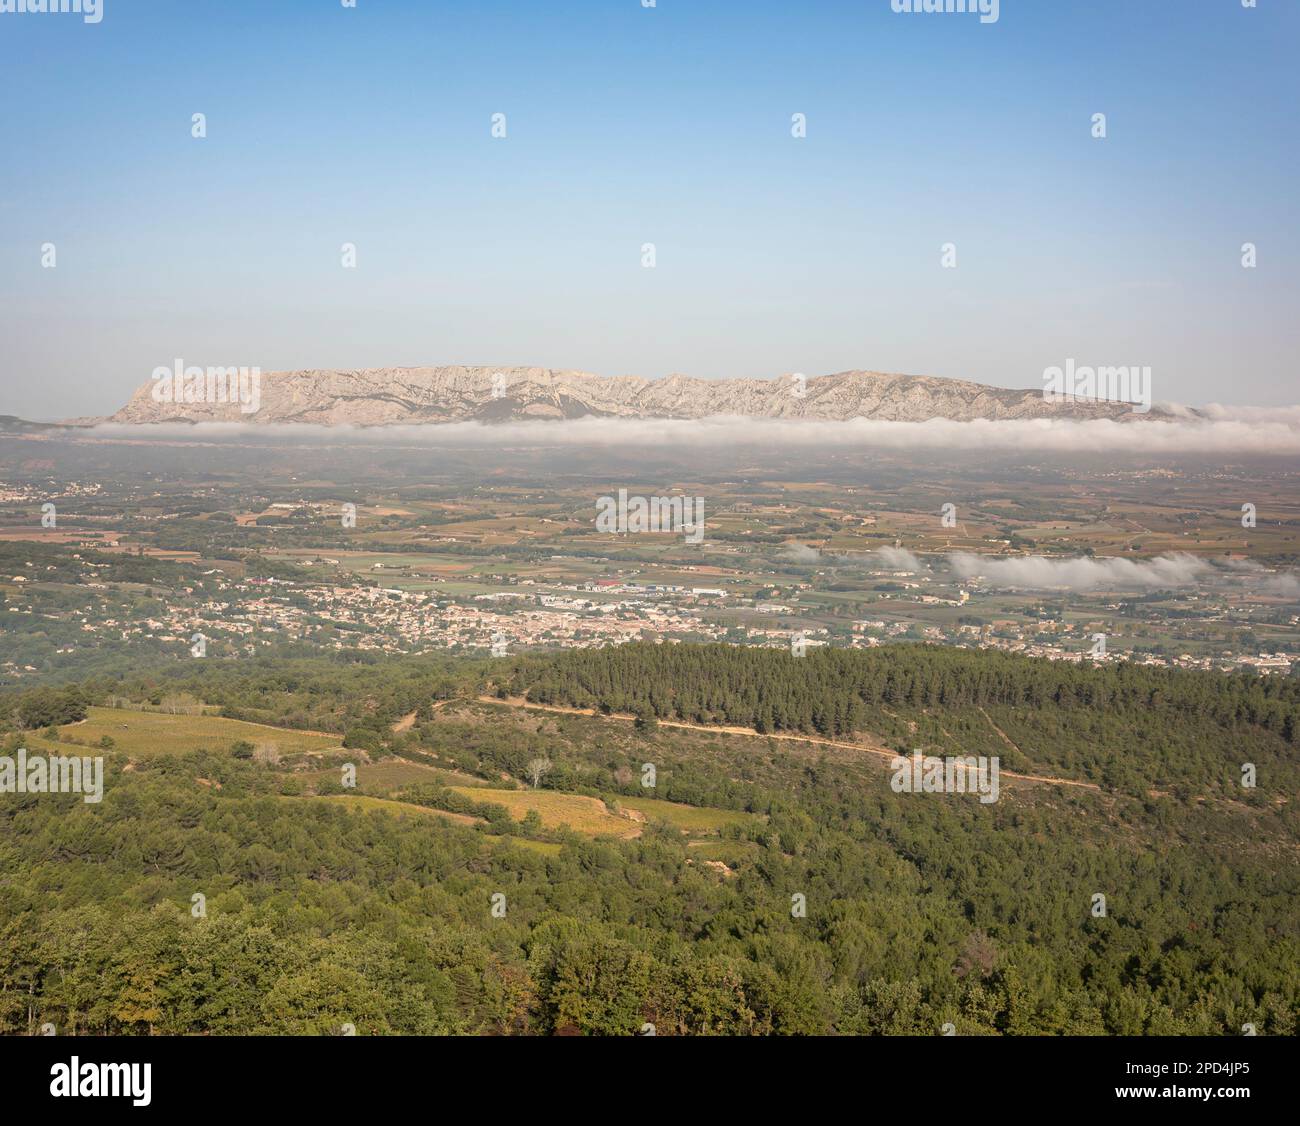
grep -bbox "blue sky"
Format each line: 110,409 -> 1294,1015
1,0 -> 1297,418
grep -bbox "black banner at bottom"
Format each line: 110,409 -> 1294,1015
2,1033 -> 1290,1114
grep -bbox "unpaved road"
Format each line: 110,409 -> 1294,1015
472,695 -> 1100,792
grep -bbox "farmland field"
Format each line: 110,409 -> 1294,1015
483,834 -> 564,856
305,796 -> 565,854
300,759 -> 489,794
447,785 -> 641,838
311,793 -> 483,825
53,706 -> 344,758
611,794 -> 758,835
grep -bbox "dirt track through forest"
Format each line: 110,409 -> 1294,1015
473,695 -> 1101,792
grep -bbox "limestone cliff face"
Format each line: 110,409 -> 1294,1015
107,366 -> 1161,425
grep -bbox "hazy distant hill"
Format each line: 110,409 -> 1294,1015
0,414 -> 84,433
104,366 -> 1165,426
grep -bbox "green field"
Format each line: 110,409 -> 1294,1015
311,794 -> 482,825
483,834 -> 563,856
447,785 -> 640,838
686,838 -> 754,864
51,706 -> 343,758
612,794 -> 757,835
302,758 -> 460,793
310,795 -> 562,854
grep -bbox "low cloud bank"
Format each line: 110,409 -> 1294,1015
87,412 -> 1300,455
778,545 -> 927,571
1196,404 -> 1300,426
949,552 -> 1212,590
779,543 -> 824,564
874,546 -> 928,572
951,552 -> 1297,596
779,545 -> 1297,597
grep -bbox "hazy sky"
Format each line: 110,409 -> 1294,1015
2,0 -> 1297,419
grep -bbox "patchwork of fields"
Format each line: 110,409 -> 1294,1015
21,702 -> 761,859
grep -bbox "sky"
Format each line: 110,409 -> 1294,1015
1,0 -> 1297,420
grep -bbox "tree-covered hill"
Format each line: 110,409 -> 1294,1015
2,644 -> 1297,1035
501,643 -> 1300,795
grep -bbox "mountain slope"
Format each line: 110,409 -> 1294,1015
107,366 -> 1162,425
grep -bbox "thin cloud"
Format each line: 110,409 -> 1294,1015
948,552 -> 1298,596
778,545 -> 928,572
86,413 -> 1300,456
873,546 -> 927,572
779,543 -> 823,564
